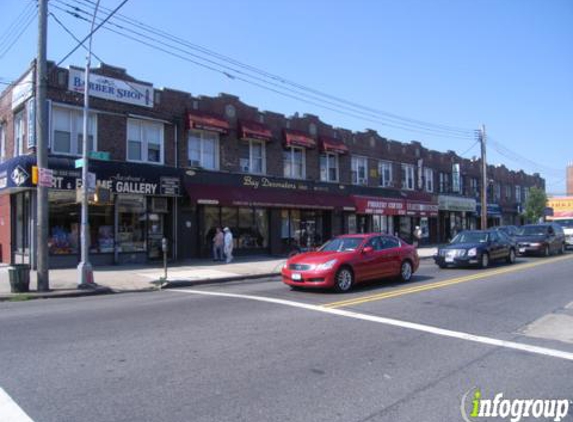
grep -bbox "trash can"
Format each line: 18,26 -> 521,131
8,264 -> 31,293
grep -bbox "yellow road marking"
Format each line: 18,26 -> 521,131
323,254 -> 573,309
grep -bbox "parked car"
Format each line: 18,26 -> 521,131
281,234 -> 419,292
550,218 -> 573,250
515,223 -> 566,256
493,225 -> 520,242
434,229 -> 516,269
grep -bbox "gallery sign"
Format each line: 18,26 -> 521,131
68,68 -> 154,108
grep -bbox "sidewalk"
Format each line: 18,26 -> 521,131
0,246 -> 437,300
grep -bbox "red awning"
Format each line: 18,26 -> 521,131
284,130 -> 316,148
187,111 -> 229,134
353,195 -> 406,215
406,200 -> 439,217
320,137 -> 349,154
186,183 -> 353,210
240,121 -> 273,141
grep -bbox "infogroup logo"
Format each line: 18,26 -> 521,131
461,388 -> 571,422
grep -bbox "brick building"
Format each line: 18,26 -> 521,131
0,61 -> 545,267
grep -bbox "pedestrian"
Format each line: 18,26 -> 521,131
212,227 -> 224,261
223,227 -> 234,263
413,225 -> 422,247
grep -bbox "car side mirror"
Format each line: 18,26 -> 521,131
362,246 -> 374,254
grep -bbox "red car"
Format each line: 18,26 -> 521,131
281,233 -> 419,292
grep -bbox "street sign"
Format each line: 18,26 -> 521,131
75,158 -> 85,168
88,151 -> 110,161
38,167 -> 53,188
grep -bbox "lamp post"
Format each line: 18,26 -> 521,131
77,0 -> 101,288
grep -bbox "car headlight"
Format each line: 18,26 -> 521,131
317,259 -> 338,271
467,248 -> 477,257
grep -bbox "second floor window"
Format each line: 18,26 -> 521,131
515,185 -> 522,203
494,183 -> 501,201
188,129 -> 219,170
505,185 -> 512,201
240,139 -> 266,174
424,168 -> 434,192
13,111 -> 25,156
0,123 -> 5,162
401,164 -> 415,190
52,107 -> 96,155
127,119 -> 163,164
439,172 -> 450,193
283,146 -> 305,179
378,161 -> 392,187
320,153 -> 339,182
470,177 -> 479,197
351,156 -> 368,185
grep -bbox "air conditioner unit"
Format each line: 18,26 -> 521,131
151,197 -> 168,213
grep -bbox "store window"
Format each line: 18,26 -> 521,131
117,195 -> 146,253
281,209 -> 323,250
52,106 -> 96,155
283,147 -> 305,179
48,191 -> 79,255
127,119 -> 164,164
13,111 -> 25,156
401,164 -> 415,190
188,129 -> 219,170
424,168 -> 434,192
372,215 -> 393,234
14,192 -> 31,262
240,139 -> 266,174
351,156 -> 368,185
320,153 -> 339,182
378,161 -> 392,187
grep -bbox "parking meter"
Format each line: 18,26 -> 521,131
161,238 -> 168,283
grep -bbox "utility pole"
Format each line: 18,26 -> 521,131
77,0 -> 101,288
36,0 -> 49,291
480,124 -> 488,230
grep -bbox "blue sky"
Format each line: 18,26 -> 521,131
1,0 -> 571,194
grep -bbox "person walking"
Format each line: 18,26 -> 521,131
413,225 -> 422,247
223,227 -> 234,263
212,227 -> 224,261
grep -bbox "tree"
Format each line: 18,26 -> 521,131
523,187 -> 547,223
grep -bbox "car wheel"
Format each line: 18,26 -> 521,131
334,267 -> 354,293
480,253 -> 489,268
506,248 -> 516,264
400,260 -> 413,282
544,245 -> 550,257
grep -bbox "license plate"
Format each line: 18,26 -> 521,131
519,248 -> 525,253
445,256 -> 454,263
291,273 -> 302,281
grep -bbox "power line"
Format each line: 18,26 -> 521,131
51,0 -> 476,140
0,3 -> 37,59
458,140 -> 480,157
488,136 -> 563,176
0,1 -> 35,51
49,11 -> 105,64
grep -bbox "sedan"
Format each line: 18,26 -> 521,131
434,229 -> 516,269
281,234 -> 420,292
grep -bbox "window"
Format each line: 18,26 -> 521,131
188,129 -> 219,170
494,183 -> 501,201
13,111 -> 25,156
439,172 -> 450,193
505,185 -> 512,201
424,168 -> 434,192
127,119 -> 164,163
515,185 -> 522,203
401,164 -> 415,190
378,161 -> 393,187
320,153 -> 339,182
51,106 -> 96,155
351,156 -> 368,185
240,139 -> 266,174
470,177 -> 479,197
283,147 -> 305,179
0,122 -> 5,162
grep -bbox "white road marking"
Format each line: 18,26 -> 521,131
0,387 -> 35,422
171,289 -> 573,362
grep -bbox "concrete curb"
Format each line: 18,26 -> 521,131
0,286 -> 114,302
161,272 -> 280,289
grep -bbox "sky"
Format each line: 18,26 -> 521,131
1,0 -> 571,195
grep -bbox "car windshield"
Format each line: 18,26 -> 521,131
451,232 -> 488,244
518,226 -> 548,236
555,219 -> 573,228
320,237 -> 363,252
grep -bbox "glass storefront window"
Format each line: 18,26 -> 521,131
117,195 -> 146,253
204,206 -> 269,252
89,203 -> 114,254
48,191 -> 79,255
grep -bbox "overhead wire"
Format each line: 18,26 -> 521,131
0,1 -> 35,51
0,2 -> 38,59
50,0 -> 476,140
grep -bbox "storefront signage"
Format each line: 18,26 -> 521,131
406,201 -> 439,217
547,197 -> 573,218
438,195 -> 476,212
0,171 -> 7,189
11,165 -> 29,186
38,167 -> 54,188
68,68 -> 154,108
160,177 -> 180,196
89,151 -> 111,161
242,175 -> 301,191
353,196 -> 406,215
26,98 -> 35,148
476,203 -> 502,217
11,70 -> 34,110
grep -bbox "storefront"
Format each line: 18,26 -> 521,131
437,195 -> 477,242
351,195 -> 405,236
403,197 -> 439,244
0,155 -> 181,268
475,203 -> 502,229
184,171 -> 354,258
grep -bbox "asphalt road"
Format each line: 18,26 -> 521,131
1,253 -> 573,422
